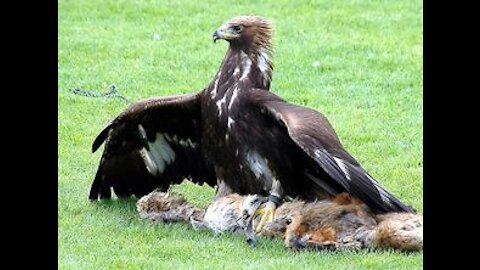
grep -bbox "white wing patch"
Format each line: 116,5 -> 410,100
215,94 -> 227,116
210,71 -> 221,99
257,47 -> 271,88
233,67 -> 240,77
333,157 -> 351,180
227,117 -> 235,129
139,132 -> 177,176
367,174 -> 394,205
228,86 -> 239,110
139,148 -> 158,176
246,150 -> 273,184
148,133 -> 176,174
164,133 -> 197,148
240,51 -> 252,81
257,47 -> 269,74
179,138 -> 198,149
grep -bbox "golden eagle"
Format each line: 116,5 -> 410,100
89,16 -> 414,231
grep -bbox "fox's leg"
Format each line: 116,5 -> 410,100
301,227 -> 337,250
215,178 -> 234,198
260,217 -> 289,238
286,226 -> 337,250
190,216 -> 207,230
366,213 -> 423,251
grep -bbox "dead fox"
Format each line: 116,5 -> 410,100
261,193 -> 423,251
137,191 -> 261,234
137,190 -> 422,252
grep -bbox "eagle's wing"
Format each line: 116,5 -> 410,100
248,90 -> 414,213
89,93 -> 216,200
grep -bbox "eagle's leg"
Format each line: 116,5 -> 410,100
214,166 -> 234,198
255,177 -> 284,233
215,178 -> 234,198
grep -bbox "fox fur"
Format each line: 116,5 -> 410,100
137,190 -> 422,252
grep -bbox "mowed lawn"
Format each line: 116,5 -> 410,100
58,0 -> 423,269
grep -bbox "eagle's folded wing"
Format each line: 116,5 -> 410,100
249,89 -> 414,213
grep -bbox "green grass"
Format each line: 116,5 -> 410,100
58,0 -> 423,269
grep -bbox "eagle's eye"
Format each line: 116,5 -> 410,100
232,25 -> 243,33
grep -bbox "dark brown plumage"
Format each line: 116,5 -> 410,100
89,16 -> 414,214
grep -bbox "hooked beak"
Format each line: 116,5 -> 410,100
212,26 -> 236,43
213,30 -> 221,43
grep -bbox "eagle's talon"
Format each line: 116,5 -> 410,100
254,201 -> 276,233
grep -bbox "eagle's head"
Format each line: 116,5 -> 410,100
212,16 -> 274,89
213,16 -> 273,52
